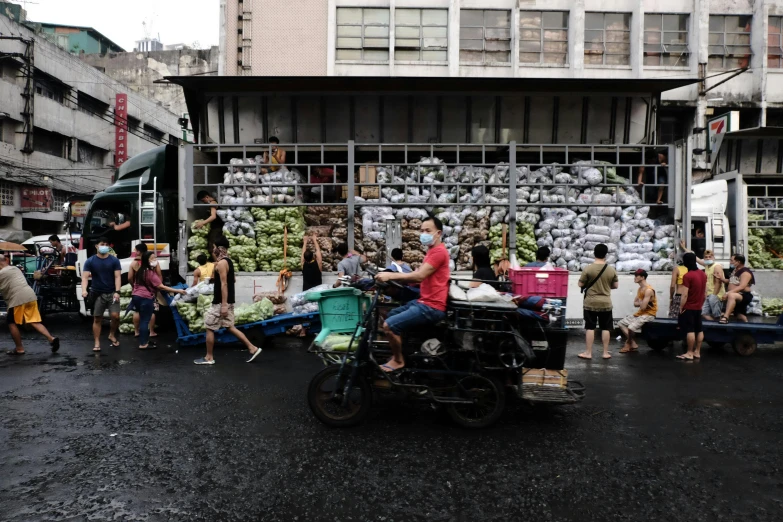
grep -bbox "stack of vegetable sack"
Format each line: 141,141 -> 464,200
188,222 -> 210,269
303,206 -> 349,271
118,284 -> 134,334
252,207 -> 305,272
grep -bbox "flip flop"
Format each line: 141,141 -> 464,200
577,353 -> 592,360
6,350 -> 25,356
602,354 -> 612,359
108,339 -> 120,347
381,364 -> 403,373
619,348 -> 638,353
676,354 -> 693,360
246,347 -> 263,363
50,337 -> 60,353
92,347 -> 101,352
718,316 -> 729,324
138,344 -> 157,350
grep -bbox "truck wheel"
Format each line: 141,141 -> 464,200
732,334 -> 757,357
647,338 -> 668,351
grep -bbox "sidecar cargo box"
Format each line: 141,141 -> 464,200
307,287 -> 371,345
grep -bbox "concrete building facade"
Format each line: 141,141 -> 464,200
0,14 -> 181,236
80,47 -> 220,120
217,0 -> 783,174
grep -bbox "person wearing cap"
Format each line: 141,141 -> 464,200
617,269 -> 657,353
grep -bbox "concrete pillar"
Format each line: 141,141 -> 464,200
571,0 -> 585,77
326,0 -> 336,76
218,0 -> 227,76
447,0 -> 459,77
389,0 -> 396,77
630,0 -> 643,77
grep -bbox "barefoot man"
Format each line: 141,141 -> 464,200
618,269 -> 657,353
578,244 -> 619,360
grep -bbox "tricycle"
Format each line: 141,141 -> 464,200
642,314 -> 783,356
305,271 -> 584,429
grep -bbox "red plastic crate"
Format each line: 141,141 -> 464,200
509,268 -> 569,298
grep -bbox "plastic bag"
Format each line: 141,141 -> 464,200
466,284 -> 503,302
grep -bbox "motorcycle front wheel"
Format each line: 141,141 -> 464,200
446,375 -> 506,429
308,364 -> 372,428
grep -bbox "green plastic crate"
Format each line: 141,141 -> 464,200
306,287 -> 370,345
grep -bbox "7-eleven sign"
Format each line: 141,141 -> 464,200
707,111 -> 739,165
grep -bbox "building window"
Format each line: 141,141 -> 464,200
77,91 -> 110,118
644,14 -> 690,66
585,12 -> 631,66
395,8 -> 448,62
53,190 -> 70,210
519,11 -> 569,65
768,16 -> 783,68
460,10 -> 511,64
33,127 -> 67,158
34,80 -> 65,104
336,8 -> 390,62
77,141 -> 107,166
0,182 -> 14,207
144,124 -> 165,143
708,15 -> 752,70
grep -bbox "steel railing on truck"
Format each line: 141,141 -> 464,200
187,141 -> 671,255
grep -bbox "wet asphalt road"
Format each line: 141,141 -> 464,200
1,316 -> 782,522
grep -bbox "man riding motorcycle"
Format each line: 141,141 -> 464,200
375,216 -> 450,372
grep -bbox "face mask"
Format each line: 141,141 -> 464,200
420,233 -> 434,246
704,259 -> 714,266
150,261 -> 158,268
729,264 -> 736,270
98,246 -> 110,255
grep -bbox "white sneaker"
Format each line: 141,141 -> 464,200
246,347 -> 263,363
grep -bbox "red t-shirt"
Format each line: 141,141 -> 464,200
682,269 -> 707,311
418,243 -> 450,312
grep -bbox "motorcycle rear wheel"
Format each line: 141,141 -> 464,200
446,375 -> 506,429
308,365 -> 372,428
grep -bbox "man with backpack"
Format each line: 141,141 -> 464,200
577,244 -> 619,360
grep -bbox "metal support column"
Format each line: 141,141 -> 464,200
508,141 -> 517,265
347,140 -> 355,251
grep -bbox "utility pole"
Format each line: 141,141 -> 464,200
0,36 -> 34,153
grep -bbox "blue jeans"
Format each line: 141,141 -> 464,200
384,300 -> 446,335
131,296 -> 155,346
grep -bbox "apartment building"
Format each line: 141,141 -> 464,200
0,13 -> 181,235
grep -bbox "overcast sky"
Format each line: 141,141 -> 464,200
21,0 -> 219,51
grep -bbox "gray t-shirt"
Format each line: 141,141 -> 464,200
337,255 -> 362,277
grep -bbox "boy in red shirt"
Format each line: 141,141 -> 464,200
677,253 -> 707,361
375,216 -> 450,372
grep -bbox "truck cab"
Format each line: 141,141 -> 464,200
77,145 -> 181,301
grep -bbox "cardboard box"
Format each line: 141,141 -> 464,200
522,368 -> 568,388
361,186 -> 380,199
359,165 -> 377,183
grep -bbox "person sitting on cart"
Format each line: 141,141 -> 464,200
386,248 -> 412,274
192,254 -> 215,285
524,246 -> 552,268
375,216 -> 450,372
469,245 -> 499,289
719,254 -> 755,324
333,243 -> 367,288
618,269 -> 657,354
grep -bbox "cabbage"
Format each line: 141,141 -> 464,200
119,284 -> 132,297
191,221 -> 210,238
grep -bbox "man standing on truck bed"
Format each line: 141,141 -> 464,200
720,254 -> 756,324
194,236 -> 262,365
578,244 -> 619,360
81,237 -> 122,352
194,191 -> 224,253
0,253 -> 59,355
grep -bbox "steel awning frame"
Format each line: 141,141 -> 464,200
158,75 -> 700,143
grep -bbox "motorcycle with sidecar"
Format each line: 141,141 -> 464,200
306,270 -> 584,428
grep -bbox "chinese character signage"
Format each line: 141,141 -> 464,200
20,186 -> 53,212
115,93 -> 128,167
70,200 -> 89,217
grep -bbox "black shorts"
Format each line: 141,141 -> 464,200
584,309 -> 613,331
678,309 -> 703,334
734,292 -> 753,315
